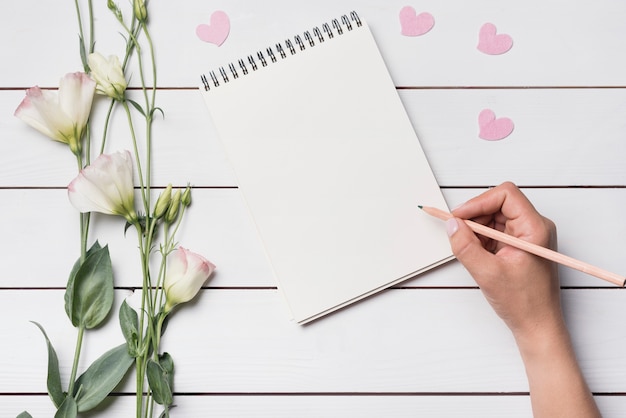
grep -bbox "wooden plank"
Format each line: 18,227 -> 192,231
2,1 -> 626,87
0,394 -> 533,418
400,88 -> 626,187
6,394 -> 626,417
2,89 -> 625,187
1,289 -> 625,395
0,187 -> 623,288
0,89 -> 235,188
3,394 -> 625,418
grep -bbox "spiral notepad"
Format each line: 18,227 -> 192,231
199,12 -> 453,324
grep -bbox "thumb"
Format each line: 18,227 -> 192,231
446,217 -> 495,277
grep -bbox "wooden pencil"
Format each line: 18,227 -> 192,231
419,205 -> 626,287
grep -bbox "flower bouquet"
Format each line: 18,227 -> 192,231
14,1 -> 214,417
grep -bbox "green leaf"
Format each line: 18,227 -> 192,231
31,322 -> 64,408
54,395 -> 77,418
127,99 -> 146,116
66,242 -> 102,284
74,344 -> 134,412
119,300 -> 139,356
65,242 -> 102,323
125,214 -> 148,237
158,352 -> 174,388
150,107 -> 165,119
147,359 -> 173,406
16,411 -> 33,418
65,243 -> 114,329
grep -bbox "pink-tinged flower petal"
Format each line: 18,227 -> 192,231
58,72 -> 96,132
14,72 -> 95,154
68,151 -> 136,221
164,247 -> 216,312
15,86 -> 74,143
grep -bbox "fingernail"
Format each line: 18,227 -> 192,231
446,218 -> 459,237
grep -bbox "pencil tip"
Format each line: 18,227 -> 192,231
417,205 -> 423,209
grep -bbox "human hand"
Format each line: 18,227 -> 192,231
446,182 -> 561,340
446,182 -> 600,417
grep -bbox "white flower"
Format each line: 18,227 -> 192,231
14,72 -> 96,155
68,150 -> 137,222
163,247 -> 216,313
87,52 -> 127,100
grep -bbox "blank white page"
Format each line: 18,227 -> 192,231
200,14 -> 453,324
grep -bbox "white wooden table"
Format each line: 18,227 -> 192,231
2,1 -> 626,416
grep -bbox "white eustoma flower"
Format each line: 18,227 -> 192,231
88,52 -> 127,101
163,247 -> 216,313
14,72 -> 96,155
68,150 -> 137,222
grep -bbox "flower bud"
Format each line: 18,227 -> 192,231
165,189 -> 181,224
133,0 -> 147,22
107,0 -> 123,21
181,185 -> 192,207
154,184 -> 172,220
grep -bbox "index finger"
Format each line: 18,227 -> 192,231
452,182 -> 539,222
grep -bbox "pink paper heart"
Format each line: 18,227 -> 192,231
478,109 -> 514,141
399,6 -> 434,36
196,11 -> 230,46
477,23 -> 513,55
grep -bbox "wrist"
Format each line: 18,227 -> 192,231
512,315 -> 600,418
512,314 -> 571,362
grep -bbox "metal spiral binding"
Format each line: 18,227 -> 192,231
200,11 -> 362,91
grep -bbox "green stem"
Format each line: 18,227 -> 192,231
154,226 -> 170,314
100,99 -> 116,155
69,2 -> 91,404
84,119 -> 92,166
121,101 -> 149,211
144,24 -> 158,113
145,388 -> 154,418
169,204 -> 187,243
87,0 -> 94,54
73,0 -> 84,39
80,212 -> 92,262
74,0 -> 94,72
134,219 -> 153,418
145,313 -> 167,418
73,0 -> 87,72
134,23 -> 156,215
74,154 -> 89,262
120,13 -> 140,69
134,222 -> 152,337
136,356 -> 145,418
67,325 -> 86,396
112,9 -> 166,418
153,314 -> 167,361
